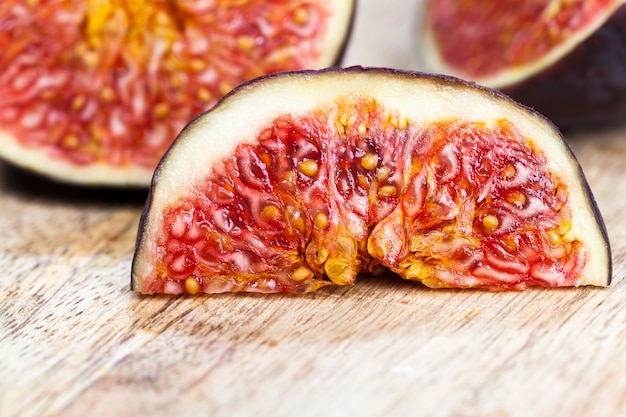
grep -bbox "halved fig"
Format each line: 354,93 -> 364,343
0,0 -> 354,186
131,67 -> 611,294
416,0 -> 626,128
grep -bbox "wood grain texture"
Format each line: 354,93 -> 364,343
2,1 -> 626,416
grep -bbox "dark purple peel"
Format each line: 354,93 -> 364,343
504,5 -> 626,129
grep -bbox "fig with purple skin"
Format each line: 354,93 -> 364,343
0,0 -> 355,185
416,0 -> 626,128
131,67 -> 611,295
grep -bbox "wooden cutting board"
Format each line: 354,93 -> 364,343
2,1 -> 626,416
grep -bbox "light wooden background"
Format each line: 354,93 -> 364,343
2,1 -> 626,416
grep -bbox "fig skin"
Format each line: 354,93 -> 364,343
131,67 -> 611,293
504,5 -> 626,128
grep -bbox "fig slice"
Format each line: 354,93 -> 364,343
131,67 -> 611,294
416,0 -> 626,128
0,0 -> 354,186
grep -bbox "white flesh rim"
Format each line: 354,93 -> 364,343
417,0 -> 625,89
133,67 -> 610,289
0,0 -> 354,186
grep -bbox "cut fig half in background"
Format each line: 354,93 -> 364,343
417,0 -> 626,128
131,67 -> 611,295
0,0 -> 355,186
